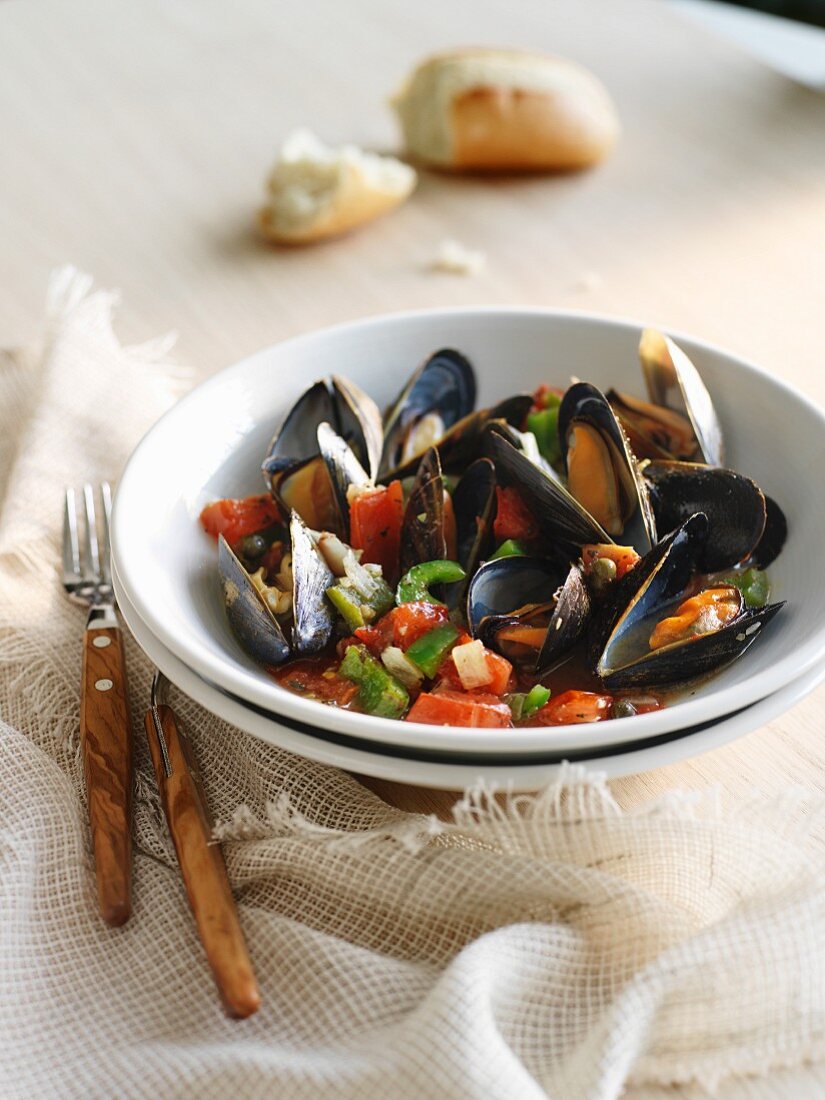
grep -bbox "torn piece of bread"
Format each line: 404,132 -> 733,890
259,130 -> 417,244
431,239 -> 486,275
391,48 -> 619,172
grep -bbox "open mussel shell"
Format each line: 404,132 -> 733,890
639,329 -> 724,468
382,394 -> 532,482
453,458 -> 496,576
592,513 -> 784,688
289,512 -> 335,655
380,349 -> 476,476
399,447 -> 448,576
558,382 -> 657,554
485,422 -> 609,550
332,375 -> 383,481
643,460 -> 766,571
606,389 -> 697,462
467,557 -> 590,673
317,421 -> 371,542
751,496 -> 788,569
218,535 -> 290,667
264,375 -> 381,525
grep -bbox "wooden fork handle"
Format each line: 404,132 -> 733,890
144,703 -> 261,1019
80,621 -> 133,927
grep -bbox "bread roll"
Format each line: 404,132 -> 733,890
259,130 -> 417,244
391,48 -> 619,172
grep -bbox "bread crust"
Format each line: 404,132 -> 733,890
392,48 -> 619,172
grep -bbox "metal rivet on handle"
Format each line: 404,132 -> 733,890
95,679 -> 113,692
92,636 -> 111,648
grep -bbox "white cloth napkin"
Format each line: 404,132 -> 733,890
1,269 -> 824,1100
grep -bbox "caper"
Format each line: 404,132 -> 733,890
611,699 -> 637,719
589,556 -> 617,594
239,533 -> 268,562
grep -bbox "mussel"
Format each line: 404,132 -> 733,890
453,457 -> 497,580
467,557 -> 590,673
263,376 -> 380,533
591,514 -> 784,688
399,447 -> 452,576
643,460 -> 766,571
558,383 -> 657,553
751,496 -> 788,569
218,511 -> 334,666
637,328 -> 724,467
380,349 -> 476,476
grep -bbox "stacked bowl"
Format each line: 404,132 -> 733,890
112,309 -> 825,790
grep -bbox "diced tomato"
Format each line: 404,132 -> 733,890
493,486 -> 540,543
581,543 -> 640,580
199,495 -> 281,544
350,481 -> 405,584
621,694 -> 662,716
533,689 -> 613,725
438,642 -> 514,696
389,602 -> 451,650
406,690 -> 512,728
272,659 -> 358,706
352,622 -> 393,657
531,383 -> 564,412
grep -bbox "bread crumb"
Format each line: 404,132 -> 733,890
430,238 -> 486,276
570,271 -> 604,293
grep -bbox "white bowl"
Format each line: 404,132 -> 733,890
113,554 -> 825,790
112,308 -> 825,757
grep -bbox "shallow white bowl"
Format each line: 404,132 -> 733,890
114,555 -> 825,790
112,308 -> 825,757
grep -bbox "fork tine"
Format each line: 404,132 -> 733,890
63,488 -> 82,582
100,482 -> 113,584
82,483 -> 101,582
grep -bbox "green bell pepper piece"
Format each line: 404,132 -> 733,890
396,560 -> 466,605
522,684 -> 551,718
338,645 -> 409,719
405,623 -> 460,678
326,585 -> 365,631
527,407 -> 561,465
724,567 -> 770,609
507,684 -> 551,723
490,539 -> 528,560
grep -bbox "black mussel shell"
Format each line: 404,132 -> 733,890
290,512 -> 335,656
588,513 -> 708,671
332,375 -> 383,481
751,495 -> 788,569
639,329 -> 724,468
265,380 -> 335,476
643,460 -> 766,572
380,349 -> 476,476
601,602 -> 784,689
218,534 -> 290,667
399,447 -> 446,576
606,389 -> 697,462
558,382 -> 656,554
592,512 -> 785,688
485,426 -> 609,550
382,394 -> 532,482
451,457 -> 497,605
467,557 -> 589,673
317,422 -> 371,542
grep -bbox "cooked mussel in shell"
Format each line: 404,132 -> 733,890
642,460 -> 766,571
592,514 -> 784,688
467,557 -> 590,673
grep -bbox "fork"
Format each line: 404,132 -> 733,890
63,483 -> 133,927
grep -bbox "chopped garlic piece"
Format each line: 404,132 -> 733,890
430,238 -> 486,276
451,639 -> 493,690
381,647 -> 425,690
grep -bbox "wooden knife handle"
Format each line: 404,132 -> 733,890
80,624 -> 133,927
144,704 -> 261,1019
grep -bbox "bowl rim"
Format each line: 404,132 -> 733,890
112,305 -> 824,754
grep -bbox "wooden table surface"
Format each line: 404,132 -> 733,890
2,1 -> 825,1094
2,0 -> 824,817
